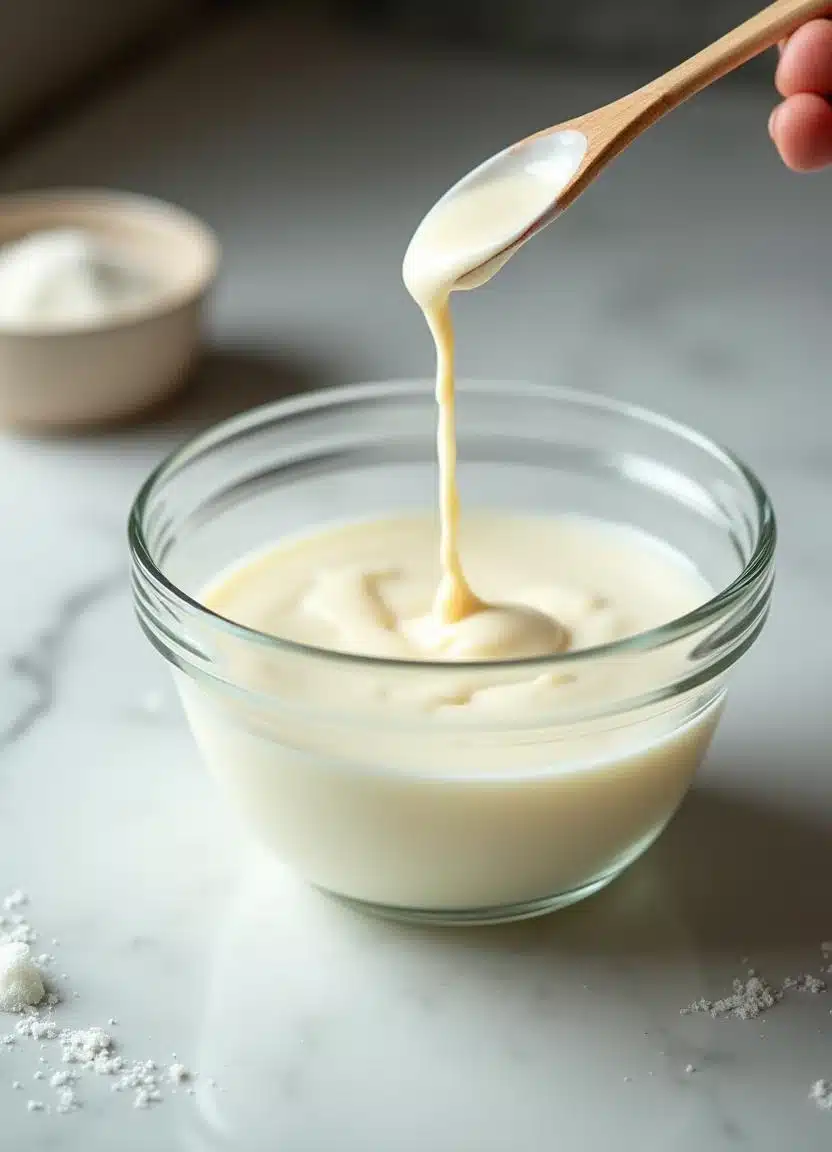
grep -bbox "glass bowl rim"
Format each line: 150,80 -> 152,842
128,378 -> 777,674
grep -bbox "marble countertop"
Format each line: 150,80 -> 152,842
2,11 -> 832,1150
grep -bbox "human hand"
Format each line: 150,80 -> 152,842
769,19 -> 832,170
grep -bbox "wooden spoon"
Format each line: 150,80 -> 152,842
421,0 -> 832,290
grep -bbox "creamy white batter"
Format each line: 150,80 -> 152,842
183,508 -> 719,912
189,517 -> 718,912
205,513 -> 707,658
202,513 -> 709,716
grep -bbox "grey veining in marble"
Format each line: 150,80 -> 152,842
1,10 -> 832,1151
2,572 -> 122,746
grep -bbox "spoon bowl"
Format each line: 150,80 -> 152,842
410,0 -> 830,293
403,130 -> 587,298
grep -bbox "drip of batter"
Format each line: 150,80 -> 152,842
402,157 -> 586,657
422,300 -> 481,623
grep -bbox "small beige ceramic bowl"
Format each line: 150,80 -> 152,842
0,189 -> 219,430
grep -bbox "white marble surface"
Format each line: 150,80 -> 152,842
2,11 -> 832,1150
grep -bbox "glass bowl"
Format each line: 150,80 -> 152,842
129,380 -> 775,925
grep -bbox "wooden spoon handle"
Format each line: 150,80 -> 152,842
640,0 -> 832,113
517,1 -> 832,233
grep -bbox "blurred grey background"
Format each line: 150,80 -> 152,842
0,0 -> 776,146
330,0 -> 769,69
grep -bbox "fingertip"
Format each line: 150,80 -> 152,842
770,91 -> 832,171
776,19 -> 832,96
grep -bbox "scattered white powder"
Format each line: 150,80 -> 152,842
2,892 -> 206,1120
783,974 -> 827,994
681,975 -> 782,1020
7,925 -> 37,946
56,1087 -> 79,1114
113,1060 -> 156,1090
168,1063 -> 189,1084
12,1081 -> 22,1089
93,1052 -> 124,1076
681,966 -> 830,1022
0,944 -> 45,1013
3,891 -> 27,913
810,1080 -> 832,1111
134,1087 -> 162,1109
685,1064 -> 696,1074
681,956 -> 832,1116
60,1027 -> 113,1066
16,1016 -> 59,1041
113,1060 -> 165,1109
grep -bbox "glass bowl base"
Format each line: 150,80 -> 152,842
318,869 -> 621,927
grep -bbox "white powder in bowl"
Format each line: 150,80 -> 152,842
0,944 -> 45,1013
0,229 -> 156,328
